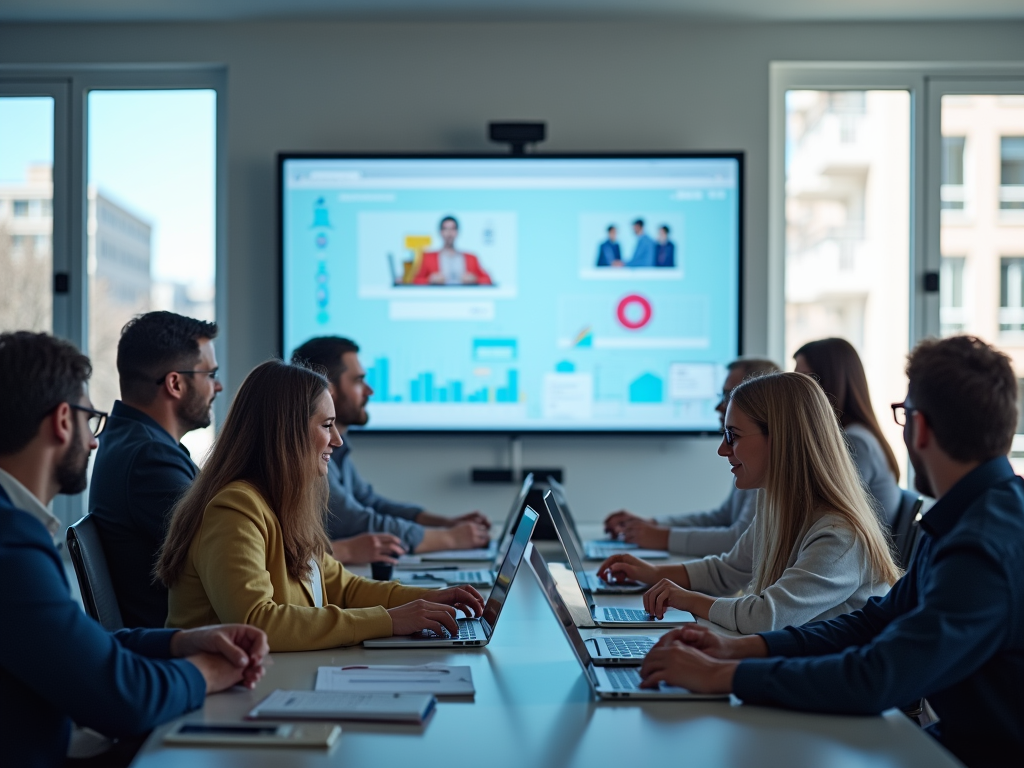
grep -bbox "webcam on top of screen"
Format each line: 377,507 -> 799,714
488,122 -> 546,156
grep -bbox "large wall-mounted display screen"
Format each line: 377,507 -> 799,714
280,154 -> 741,433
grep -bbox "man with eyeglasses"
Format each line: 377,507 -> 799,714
604,358 -> 779,555
90,311 -> 222,628
0,331 -> 268,767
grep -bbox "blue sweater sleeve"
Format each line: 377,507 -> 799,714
325,459 -> 425,550
733,542 -> 1009,714
0,535 -> 206,737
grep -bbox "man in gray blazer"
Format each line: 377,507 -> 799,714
604,358 -> 779,556
292,336 -> 491,563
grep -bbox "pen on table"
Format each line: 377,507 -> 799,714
340,666 -> 451,674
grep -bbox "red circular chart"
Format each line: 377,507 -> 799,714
616,294 -> 653,330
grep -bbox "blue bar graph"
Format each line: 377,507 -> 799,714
374,356 -> 519,405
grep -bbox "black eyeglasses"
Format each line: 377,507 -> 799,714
891,401 -> 918,427
69,404 -> 108,437
155,368 -> 219,385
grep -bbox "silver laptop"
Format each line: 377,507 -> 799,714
528,545 -> 661,666
364,505 -> 538,648
530,543 -> 726,701
397,473 -> 534,586
543,491 -> 694,628
547,476 -> 668,562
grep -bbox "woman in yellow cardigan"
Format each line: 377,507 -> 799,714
157,360 -> 484,651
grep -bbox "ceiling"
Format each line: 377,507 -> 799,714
1,0 -> 1024,23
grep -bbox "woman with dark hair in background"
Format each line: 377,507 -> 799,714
794,338 -> 902,524
158,360 -> 484,651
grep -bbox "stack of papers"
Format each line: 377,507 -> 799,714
315,664 -> 475,696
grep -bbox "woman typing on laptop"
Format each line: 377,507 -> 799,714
157,360 -> 484,650
597,372 -> 900,635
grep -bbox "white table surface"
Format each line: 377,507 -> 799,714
130,535 -> 963,768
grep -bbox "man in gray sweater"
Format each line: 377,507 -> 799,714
604,358 -> 779,556
292,336 -> 491,563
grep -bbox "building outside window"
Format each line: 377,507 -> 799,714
12,199 -> 28,216
1001,257 -> 1024,334
941,136 -> 966,210
940,256 -> 967,335
1002,137 -> 1024,210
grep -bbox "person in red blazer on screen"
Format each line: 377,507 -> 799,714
413,216 -> 493,285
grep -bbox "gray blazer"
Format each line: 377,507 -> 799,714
658,487 -> 758,557
684,511 -> 890,634
325,444 -> 425,549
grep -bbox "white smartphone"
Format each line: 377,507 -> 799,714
163,721 -> 341,748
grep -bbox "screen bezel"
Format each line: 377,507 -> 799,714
277,151 -> 744,436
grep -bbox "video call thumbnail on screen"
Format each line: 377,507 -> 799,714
281,156 -> 741,432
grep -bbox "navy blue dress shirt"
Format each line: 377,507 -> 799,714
89,401 -> 198,628
733,456 -> 1024,768
0,485 -> 205,768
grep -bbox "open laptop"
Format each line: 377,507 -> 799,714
364,505 -> 538,648
547,476 -> 668,562
528,544 -> 662,666
531,540 -> 727,701
544,491 -> 694,628
396,474 -> 534,584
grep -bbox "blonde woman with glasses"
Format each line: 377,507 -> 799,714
598,372 -> 901,635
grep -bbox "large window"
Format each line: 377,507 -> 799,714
784,89 -> 911,478
0,97 -> 54,334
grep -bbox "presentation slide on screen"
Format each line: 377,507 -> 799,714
282,157 -> 740,432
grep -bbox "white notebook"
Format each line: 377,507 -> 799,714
315,665 -> 475,696
248,690 -> 437,724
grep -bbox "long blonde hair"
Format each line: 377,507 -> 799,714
730,372 -> 902,593
157,360 -> 331,586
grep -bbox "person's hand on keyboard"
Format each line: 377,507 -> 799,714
597,553 -> 660,586
387,599 -> 460,637
642,579 -> 714,620
421,585 -> 486,618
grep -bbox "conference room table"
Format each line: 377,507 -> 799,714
130,534 -> 964,768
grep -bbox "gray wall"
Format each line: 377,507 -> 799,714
3,19 -> 1022,521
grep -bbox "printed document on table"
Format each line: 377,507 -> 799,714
315,664 -> 475,696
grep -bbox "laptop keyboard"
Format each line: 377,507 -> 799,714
416,619 -> 480,641
605,666 -> 643,691
603,636 -> 656,657
602,607 -> 654,623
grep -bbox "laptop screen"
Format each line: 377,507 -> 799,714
482,505 -> 539,627
494,473 -> 533,564
542,491 -> 595,608
528,544 -> 596,672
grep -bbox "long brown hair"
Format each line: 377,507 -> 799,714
730,372 -> 902,594
157,360 -> 332,585
794,337 -> 900,481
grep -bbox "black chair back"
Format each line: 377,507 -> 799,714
67,515 -> 124,631
890,489 -> 925,570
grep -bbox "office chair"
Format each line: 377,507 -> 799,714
67,514 -> 124,631
890,489 -> 925,571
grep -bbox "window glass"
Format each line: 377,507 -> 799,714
940,256 -> 966,336
1001,137 -> 1024,210
941,136 -> 966,210
0,97 -> 54,334
87,89 -> 216,461
785,90 -> 911,480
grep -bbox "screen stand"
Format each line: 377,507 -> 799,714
470,436 -> 562,484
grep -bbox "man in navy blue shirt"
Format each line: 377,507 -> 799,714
90,312 -> 222,628
0,331 -> 266,767
639,335 -> 1024,768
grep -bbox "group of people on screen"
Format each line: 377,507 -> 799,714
596,219 -> 675,268
1,309 -> 1021,767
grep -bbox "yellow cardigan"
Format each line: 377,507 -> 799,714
166,480 -> 432,651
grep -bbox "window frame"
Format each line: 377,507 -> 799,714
0,65 -> 227,528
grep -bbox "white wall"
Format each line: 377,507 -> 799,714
3,18 -> 1022,521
